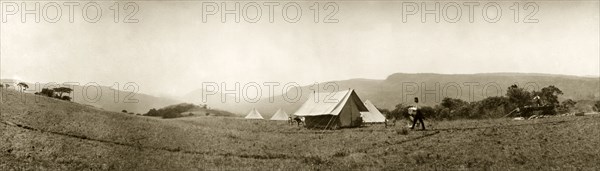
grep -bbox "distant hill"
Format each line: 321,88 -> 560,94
182,73 -> 600,116
1,79 -> 181,114
70,85 -> 183,114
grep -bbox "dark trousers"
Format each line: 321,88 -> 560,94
411,115 -> 425,130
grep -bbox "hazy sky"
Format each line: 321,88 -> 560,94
1,0 -> 598,96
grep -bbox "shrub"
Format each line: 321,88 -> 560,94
60,96 -> 72,101
39,88 -> 55,97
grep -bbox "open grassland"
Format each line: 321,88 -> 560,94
1,90 -> 599,170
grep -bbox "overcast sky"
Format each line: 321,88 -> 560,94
1,0 -> 598,96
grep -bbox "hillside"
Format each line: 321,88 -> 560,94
0,79 -> 181,114
183,73 -> 600,116
1,88 -> 599,170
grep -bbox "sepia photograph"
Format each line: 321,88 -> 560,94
1,0 -> 599,170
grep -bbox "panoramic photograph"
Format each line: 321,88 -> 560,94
1,0 -> 599,170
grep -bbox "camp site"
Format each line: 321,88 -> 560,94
2,79 -> 600,170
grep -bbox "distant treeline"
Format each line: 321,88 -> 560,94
144,103 -> 236,119
145,103 -> 199,118
35,87 -> 73,101
382,85 -> 600,120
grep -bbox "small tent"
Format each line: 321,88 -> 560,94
294,89 -> 368,129
270,109 -> 289,120
360,100 -> 387,123
245,108 -> 264,119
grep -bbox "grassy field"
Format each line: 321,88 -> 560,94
1,90 -> 599,170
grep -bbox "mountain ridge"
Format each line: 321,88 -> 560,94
182,72 -> 600,116
3,72 -> 599,116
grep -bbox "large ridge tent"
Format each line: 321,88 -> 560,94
245,108 -> 264,119
270,109 -> 289,120
361,100 -> 387,123
294,89 -> 368,129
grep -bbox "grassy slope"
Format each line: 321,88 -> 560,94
1,89 -> 599,170
0,79 -> 183,114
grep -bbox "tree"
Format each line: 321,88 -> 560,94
52,87 -> 73,98
389,103 -> 409,120
17,82 -> 29,92
146,108 -> 159,116
561,99 -> 577,108
39,88 -> 55,97
478,96 -> 509,110
558,99 -> 577,114
435,106 -> 451,120
533,85 -> 563,106
440,97 -> 468,111
506,84 -> 532,107
122,110 -> 128,113
420,106 -> 436,119
456,103 -> 476,119
473,96 -> 510,118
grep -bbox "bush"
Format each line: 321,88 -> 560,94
39,88 -> 55,97
146,108 -> 159,116
420,106 -> 436,119
389,104 -> 411,120
36,88 -> 71,101
60,96 -> 71,101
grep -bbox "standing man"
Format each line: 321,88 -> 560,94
533,95 -> 541,107
410,97 -> 425,130
409,107 -> 426,130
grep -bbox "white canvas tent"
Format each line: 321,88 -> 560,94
270,109 -> 289,120
244,108 -> 264,119
294,89 -> 368,129
360,100 -> 387,123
